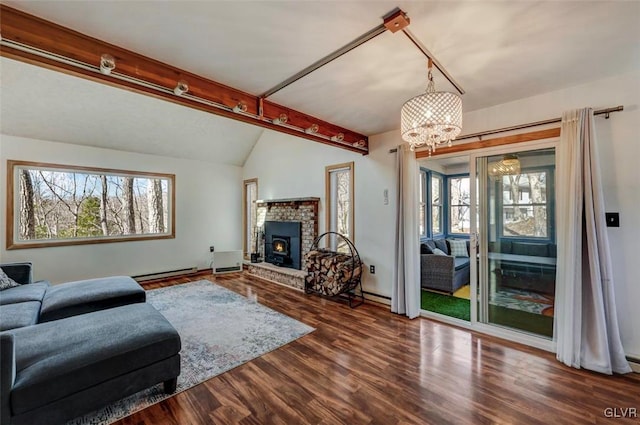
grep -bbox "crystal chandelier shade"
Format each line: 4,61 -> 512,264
488,154 -> 521,177
401,64 -> 462,154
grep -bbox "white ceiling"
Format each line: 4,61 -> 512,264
0,57 -> 263,166
2,1 -> 639,162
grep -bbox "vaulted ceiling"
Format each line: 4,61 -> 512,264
1,1 -> 639,165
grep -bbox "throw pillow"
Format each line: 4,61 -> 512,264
447,239 -> 469,258
432,248 -> 447,256
0,268 -> 21,290
420,244 -> 433,255
434,239 -> 449,255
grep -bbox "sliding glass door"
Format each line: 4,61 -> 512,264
472,147 -> 557,340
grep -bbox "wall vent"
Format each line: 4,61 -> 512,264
214,250 -> 243,274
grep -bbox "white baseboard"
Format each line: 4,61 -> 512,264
628,358 -> 640,373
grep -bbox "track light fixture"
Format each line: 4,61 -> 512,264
272,113 -> 288,125
233,102 -> 248,113
330,133 -> 345,142
305,124 -> 319,134
99,54 -> 116,75
173,80 -> 189,96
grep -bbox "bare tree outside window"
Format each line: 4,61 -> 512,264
243,179 -> 258,257
326,163 -> 354,253
8,161 -> 174,249
431,175 -> 442,234
419,170 -> 426,236
449,177 -> 470,234
502,171 -> 548,237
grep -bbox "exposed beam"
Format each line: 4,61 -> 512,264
260,25 -> 387,99
401,29 -> 465,95
261,8 -> 409,99
415,128 -> 561,158
0,5 -> 369,154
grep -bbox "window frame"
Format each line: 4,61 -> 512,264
242,178 -> 258,258
430,172 -> 444,237
7,160 -> 175,250
419,169 -> 427,238
419,168 -> 445,241
325,162 -> 354,244
446,173 -> 471,236
496,165 -> 555,242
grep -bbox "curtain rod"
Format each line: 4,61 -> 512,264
389,105 -> 624,153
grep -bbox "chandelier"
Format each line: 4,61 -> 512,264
488,154 -> 521,178
401,59 -> 462,154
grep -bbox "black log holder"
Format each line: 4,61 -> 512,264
304,231 -> 364,308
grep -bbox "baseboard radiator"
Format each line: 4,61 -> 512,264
213,250 -> 243,274
133,266 -> 198,282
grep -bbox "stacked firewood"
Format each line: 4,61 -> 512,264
304,249 -> 362,296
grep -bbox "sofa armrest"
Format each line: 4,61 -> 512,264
0,262 -> 33,285
420,254 -> 455,292
1,333 -> 16,425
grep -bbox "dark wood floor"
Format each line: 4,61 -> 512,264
116,272 -> 640,425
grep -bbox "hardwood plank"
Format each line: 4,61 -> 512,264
115,273 -> 640,425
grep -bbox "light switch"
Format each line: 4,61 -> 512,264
383,189 -> 389,205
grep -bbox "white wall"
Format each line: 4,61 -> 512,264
0,135 -> 242,283
245,70 -> 640,358
243,129 -> 399,301
462,70 -> 640,358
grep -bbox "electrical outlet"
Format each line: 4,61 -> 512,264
370,265 -> 375,274
209,245 -> 215,253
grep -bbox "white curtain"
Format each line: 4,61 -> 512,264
555,108 -> 631,374
391,144 -> 420,318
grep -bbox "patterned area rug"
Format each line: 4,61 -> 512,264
67,280 -> 314,425
490,288 -> 554,316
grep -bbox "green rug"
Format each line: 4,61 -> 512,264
421,290 -> 553,337
421,290 -> 470,321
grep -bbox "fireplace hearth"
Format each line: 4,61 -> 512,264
264,221 -> 301,270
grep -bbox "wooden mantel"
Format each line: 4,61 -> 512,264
0,5 -> 369,155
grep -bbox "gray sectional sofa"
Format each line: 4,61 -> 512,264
420,238 -> 470,294
490,240 -> 557,295
0,262 -> 182,425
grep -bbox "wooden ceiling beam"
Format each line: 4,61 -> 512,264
0,5 -> 369,154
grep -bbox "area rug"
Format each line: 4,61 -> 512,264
489,288 -> 554,316
67,280 -> 314,425
453,284 -> 471,300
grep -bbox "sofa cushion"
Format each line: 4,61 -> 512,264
433,248 -> 447,256
454,257 -> 470,271
490,240 -> 512,254
0,268 -> 21,290
420,243 -> 434,255
511,242 -> 549,257
434,239 -> 449,255
39,276 -> 145,322
424,240 -> 436,251
9,303 -> 181,416
0,282 -> 49,306
0,301 -> 41,331
448,239 -> 469,258
0,263 -> 32,285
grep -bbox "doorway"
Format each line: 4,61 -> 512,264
473,147 -> 556,339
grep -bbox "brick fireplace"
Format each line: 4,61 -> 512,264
247,197 -> 319,290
